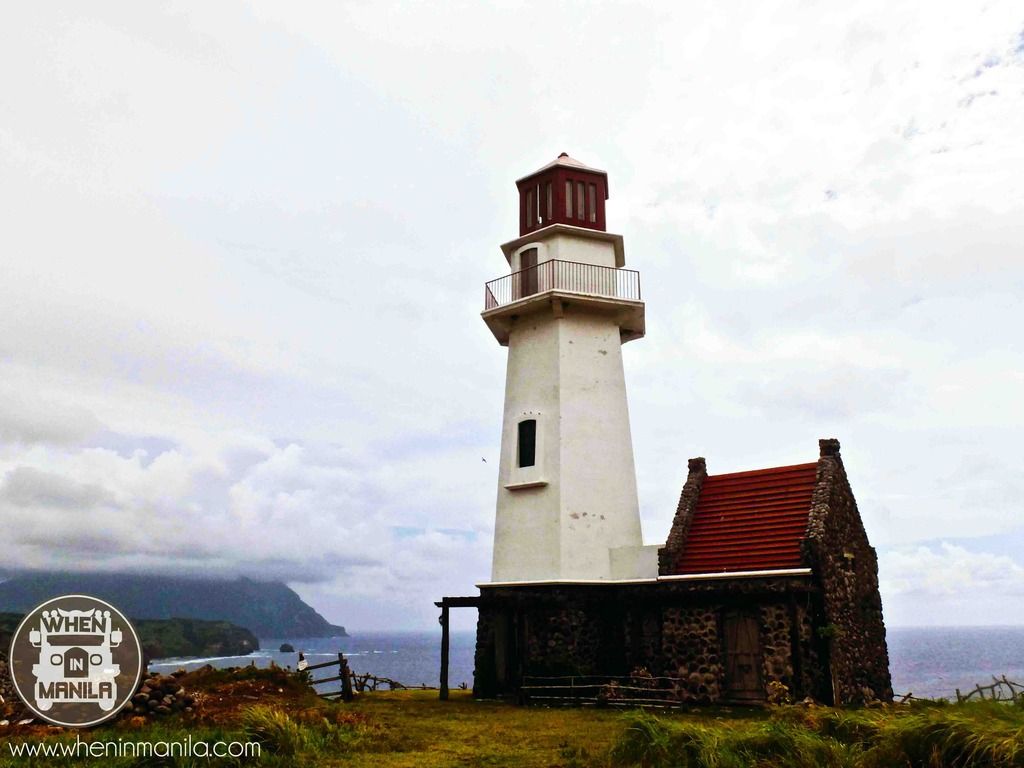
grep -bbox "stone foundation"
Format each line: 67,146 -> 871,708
473,577 -> 839,704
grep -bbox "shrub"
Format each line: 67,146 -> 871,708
241,706 -> 306,756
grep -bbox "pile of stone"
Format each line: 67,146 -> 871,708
0,649 -> 27,725
123,672 -> 196,719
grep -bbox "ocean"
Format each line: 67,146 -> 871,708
148,626 -> 1024,701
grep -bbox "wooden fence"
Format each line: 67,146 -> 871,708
955,676 -> 1023,703
520,674 -> 694,708
297,652 -> 437,701
300,653 -> 354,702
525,674 -> 1024,708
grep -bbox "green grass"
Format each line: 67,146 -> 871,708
2,677 -> 1022,767
613,699 -> 1024,768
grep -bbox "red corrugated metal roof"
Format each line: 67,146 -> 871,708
673,462 -> 819,574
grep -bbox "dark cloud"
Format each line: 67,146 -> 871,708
0,399 -> 102,446
0,466 -> 116,509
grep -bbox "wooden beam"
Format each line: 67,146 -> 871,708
339,653 -> 354,702
434,595 -> 482,608
439,604 -> 450,701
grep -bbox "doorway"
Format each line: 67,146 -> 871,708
723,610 -> 763,701
518,248 -> 538,298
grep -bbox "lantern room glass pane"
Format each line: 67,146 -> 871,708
565,181 -> 572,217
526,190 -> 534,228
589,183 -> 597,223
546,183 -> 552,222
577,182 -> 585,219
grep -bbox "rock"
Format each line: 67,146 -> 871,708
279,643 -> 295,652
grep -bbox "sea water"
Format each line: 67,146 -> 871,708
148,626 -> 1024,701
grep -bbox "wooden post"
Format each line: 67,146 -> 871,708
440,603 -> 450,701
339,653 -> 354,702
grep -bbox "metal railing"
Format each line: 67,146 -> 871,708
484,259 -> 641,310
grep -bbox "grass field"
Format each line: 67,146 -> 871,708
2,668 -> 1022,766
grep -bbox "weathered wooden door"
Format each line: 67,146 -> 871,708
493,611 -> 523,696
519,248 -> 538,297
723,611 -> 763,701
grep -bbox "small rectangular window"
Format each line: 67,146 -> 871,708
545,182 -> 552,222
577,181 -> 585,219
588,183 -> 597,223
526,189 -> 534,228
565,180 -> 573,217
517,419 -> 537,468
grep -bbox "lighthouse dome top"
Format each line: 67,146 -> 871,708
516,152 -> 608,184
514,152 -> 611,236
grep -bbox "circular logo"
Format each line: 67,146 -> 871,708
7,594 -> 143,727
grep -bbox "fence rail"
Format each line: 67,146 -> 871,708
300,653 -> 354,702
484,259 -> 640,310
955,676 -> 1024,703
522,674 -> 1024,708
296,652 -> 437,701
521,674 -> 693,708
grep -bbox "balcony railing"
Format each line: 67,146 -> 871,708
484,259 -> 641,310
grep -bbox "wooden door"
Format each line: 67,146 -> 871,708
519,248 -> 538,298
723,611 -> 763,701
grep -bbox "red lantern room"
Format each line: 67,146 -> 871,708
515,152 -> 609,236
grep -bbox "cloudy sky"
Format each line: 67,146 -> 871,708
1,2 -> 1022,631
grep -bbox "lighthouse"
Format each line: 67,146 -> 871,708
447,156 -> 891,707
482,153 -> 656,582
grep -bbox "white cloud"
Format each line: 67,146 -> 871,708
0,1 -> 1022,628
880,544 -> 1024,625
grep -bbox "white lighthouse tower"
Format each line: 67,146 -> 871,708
482,153 -> 657,583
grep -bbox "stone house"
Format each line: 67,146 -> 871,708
472,438 -> 892,706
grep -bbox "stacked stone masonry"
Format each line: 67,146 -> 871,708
473,577 -> 835,704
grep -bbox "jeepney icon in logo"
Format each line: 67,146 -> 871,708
29,607 -> 122,711
8,594 -> 143,727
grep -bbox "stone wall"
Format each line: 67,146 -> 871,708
473,609 -> 496,698
661,606 -> 721,702
474,577 -> 823,704
658,458 -> 707,574
804,438 -> 893,704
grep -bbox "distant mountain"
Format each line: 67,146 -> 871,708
0,612 -> 259,660
0,573 -> 347,639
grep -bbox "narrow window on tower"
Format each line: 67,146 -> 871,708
565,180 -> 573,217
588,183 -> 597,223
577,181 -> 585,219
545,182 -> 552,222
526,189 -> 534,229
517,419 -> 537,468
